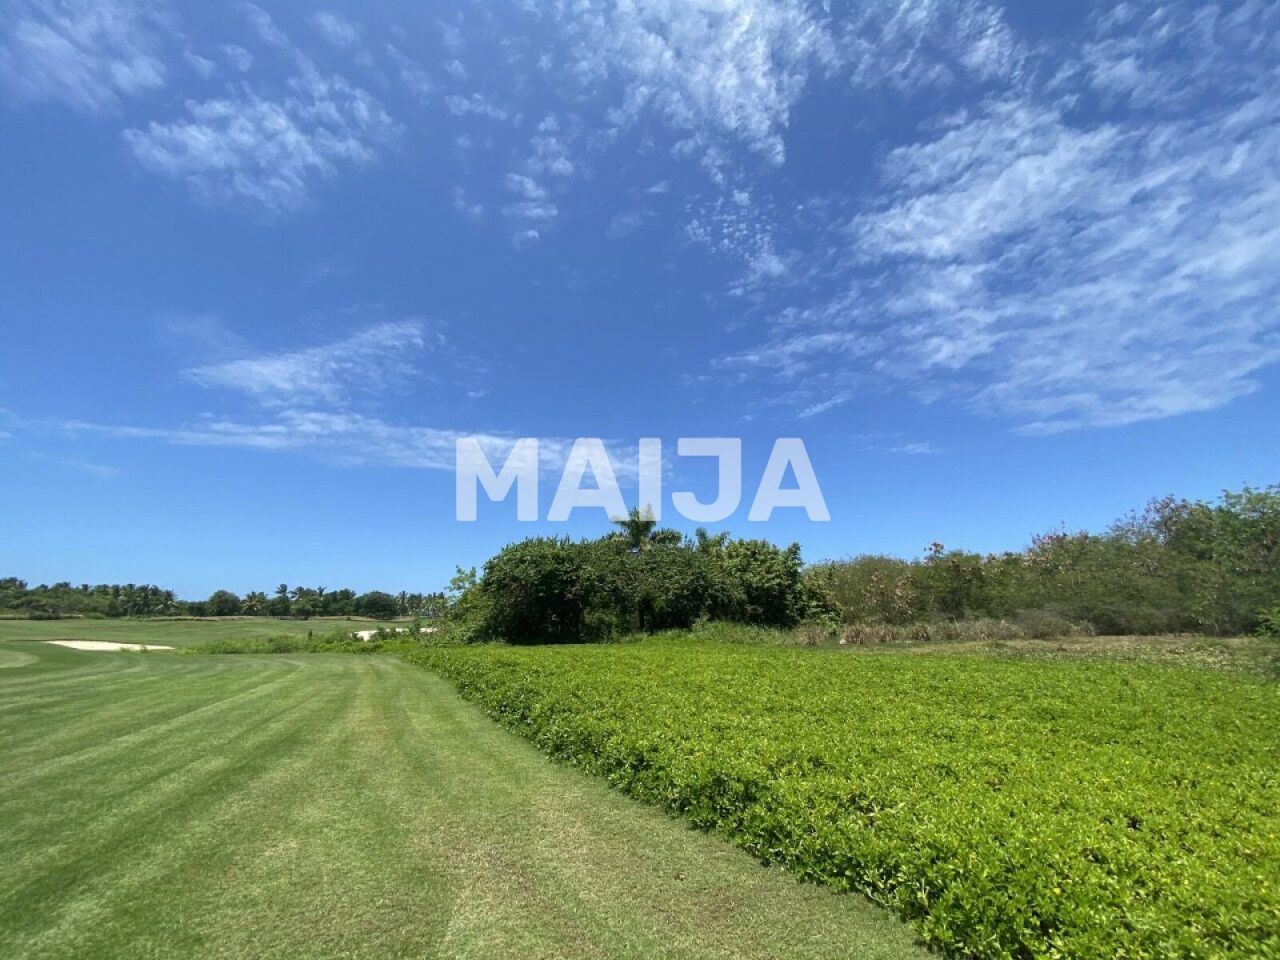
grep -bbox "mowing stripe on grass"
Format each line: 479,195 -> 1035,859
0,641 -> 930,960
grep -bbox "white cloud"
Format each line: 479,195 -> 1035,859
889,442 -> 939,456
720,1 -> 1280,433
386,43 -> 432,103
797,393 -> 851,418
504,172 -> 547,200
184,320 -> 430,408
309,11 -> 360,50
511,228 -> 541,249
49,410 -> 641,482
685,189 -> 791,291
839,0 -> 1022,93
241,2 -> 288,49
606,209 -> 652,239
444,92 -> 509,121
0,0 -> 166,111
220,43 -> 252,72
184,48 -> 216,79
438,20 -> 463,53
498,118 -> 580,244
452,186 -> 484,220
556,0 -> 836,166
123,65 -> 400,216
527,116 -> 576,177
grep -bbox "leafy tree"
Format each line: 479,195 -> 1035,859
267,584 -> 292,618
355,591 -> 399,620
205,590 -> 242,617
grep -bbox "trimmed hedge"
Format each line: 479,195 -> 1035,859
409,637 -> 1280,959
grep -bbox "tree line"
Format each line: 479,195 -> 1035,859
441,483 -> 1280,643
0,579 -> 445,621
813,483 -> 1280,636
6,483 -> 1276,636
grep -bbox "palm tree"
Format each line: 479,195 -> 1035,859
612,506 -> 658,552
695,527 -> 730,555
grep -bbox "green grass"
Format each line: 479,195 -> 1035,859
413,635 -> 1280,960
0,639 -> 929,960
0,616 -> 391,649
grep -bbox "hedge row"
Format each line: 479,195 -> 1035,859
409,637 -> 1280,959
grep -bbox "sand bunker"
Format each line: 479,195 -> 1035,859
46,640 -> 175,652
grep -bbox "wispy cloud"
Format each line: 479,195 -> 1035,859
119,5 -> 398,217
0,0 -> 167,112
123,63 -> 399,217
495,116 -> 580,246
556,0 -> 836,169
686,188 -> 790,292
889,442 -> 940,456
718,1 -> 1280,433
183,320 -> 431,409
308,11 -> 360,50
44,410 -> 643,483
444,92 -> 509,121
839,0 -> 1022,93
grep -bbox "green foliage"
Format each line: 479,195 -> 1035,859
718,539 -> 807,626
816,484 -> 1280,637
204,589 -> 242,617
461,530 -> 823,643
354,590 -> 401,620
182,630 -> 389,654
1257,604 -> 1280,639
0,576 -> 444,621
411,638 -> 1280,960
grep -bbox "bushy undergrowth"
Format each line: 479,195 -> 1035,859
410,638 -> 1280,960
183,632 -> 388,655
816,484 -> 1280,636
1258,605 -> 1280,639
442,519 -> 833,644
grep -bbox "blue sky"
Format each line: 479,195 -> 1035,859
1,0 -> 1278,598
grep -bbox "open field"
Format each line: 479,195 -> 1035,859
0,616 -> 392,649
416,635 -> 1280,959
0,639 -> 928,960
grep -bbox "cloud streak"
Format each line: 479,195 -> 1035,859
183,320 -> 431,409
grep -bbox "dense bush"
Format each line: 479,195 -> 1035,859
182,633 -> 389,654
1258,605 -> 1280,639
411,638 -> 1280,960
449,520 -> 829,644
817,484 -> 1280,636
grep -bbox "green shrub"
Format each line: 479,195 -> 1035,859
478,537 -> 637,643
718,539 -> 809,626
183,631 -> 387,654
409,639 -> 1280,960
1257,604 -> 1280,638
464,531 -> 822,643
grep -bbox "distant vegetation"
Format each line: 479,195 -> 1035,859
6,483 -> 1276,638
813,483 -> 1280,638
441,483 -> 1279,643
0,579 -> 444,621
414,635 -> 1280,960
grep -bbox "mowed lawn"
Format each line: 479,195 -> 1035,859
0,641 -> 929,960
0,617 -> 391,649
